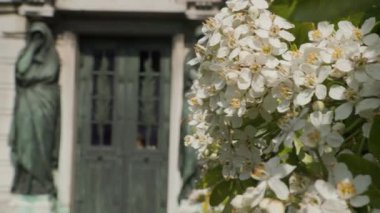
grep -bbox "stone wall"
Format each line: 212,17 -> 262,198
0,13 -> 26,212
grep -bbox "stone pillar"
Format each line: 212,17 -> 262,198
167,33 -> 187,213
0,12 -> 26,213
55,31 -> 78,213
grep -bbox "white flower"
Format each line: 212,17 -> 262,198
255,11 -> 295,45
337,17 -> 376,41
273,111 -> 306,150
250,157 -> 296,200
315,163 -> 371,208
308,21 -> 334,41
293,64 -> 330,106
231,184 -> 267,211
259,198 -> 285,213
250,0 -> 269,9
330,77 -> 380,120
272,79 -> 296,112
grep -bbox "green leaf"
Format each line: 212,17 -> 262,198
209,180 -> 233,207
367,185 -> 380,208
269,0 -> 298,19
197,165 -> 223,189
221,197 -> 234,213
338,153 -> 380,189
369,116 -> 380,161
289,22 -> 314,47
290,0 -> 377,22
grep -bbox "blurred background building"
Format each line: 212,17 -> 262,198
0,0 -> 223,212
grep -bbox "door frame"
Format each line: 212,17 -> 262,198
55,14 -> 194,213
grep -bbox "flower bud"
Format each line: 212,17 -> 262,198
312,101 -> 325,111
332,122 -> 345,134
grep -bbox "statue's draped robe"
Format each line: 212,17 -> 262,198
9,22 -> 60,195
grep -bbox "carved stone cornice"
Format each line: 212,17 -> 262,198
180,0 -> 224,20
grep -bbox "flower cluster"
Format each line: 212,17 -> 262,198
185,0 -> 380,212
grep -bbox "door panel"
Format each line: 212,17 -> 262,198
74,38 -> 171,213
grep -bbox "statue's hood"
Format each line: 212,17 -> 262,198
27,22 -> 54,47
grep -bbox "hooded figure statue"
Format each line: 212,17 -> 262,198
9,22 -> 60,195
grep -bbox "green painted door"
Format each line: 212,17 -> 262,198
74,38 -> 171,213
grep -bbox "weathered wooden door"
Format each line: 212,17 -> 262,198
74,38 -> 171,213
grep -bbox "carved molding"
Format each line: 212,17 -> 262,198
180,0 -> 224,20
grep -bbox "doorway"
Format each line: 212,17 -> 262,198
73,37 -> 171,213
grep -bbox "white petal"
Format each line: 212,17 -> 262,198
320,50 -> 332,63
259,198 -> 285,213
238,70 -> 252,90
335,102 -> 353,120
333,163 -> 353,182
315,180 -> 338,200
329,85 -> 346,100
353,175 -> 371,194
318,21 -> 334,37
272,164 -> 296,179
257,13 -> 272,30
265,57 -> 280,69
256,29 -> 269,38
363,33 -> 380,46
338,21 -> 354,36
209,32 -> 221,46
335,59 -> 353,72
350,195 -> 370,207
251,0 -> 269,9
310,111 -> 333,127
316,84 -> 327,100
229,47 -> 241,60
277,100 -> 290,113
361,17 -> 376,35
322,199 -> 349,212
365,63 -> 380,80
251,74 -> 265,93
273,16 -> 294,29
250,181 -> 267,208
187,57 -> 199,66
269,38 -> 282,48
231,195 -> 244,209
318,66 -> 331,83
268,178 -> 289,200
234,25 -> 249,39
326,132 -> 344,148
355,98 -> 380,114
217,47 -> 230,58
295,89 -> 314,106
279,30 -> 295,41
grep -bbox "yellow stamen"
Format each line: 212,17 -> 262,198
311,30 -> 322,40
262,45 -> 272,55
353,28 -> 362,40
307,130 -> 321,147
332,47 -> 343,60
306,52 -> 318,64
251,163 -> 268,180
337,179 -> 356,199
230,98 -> 241,109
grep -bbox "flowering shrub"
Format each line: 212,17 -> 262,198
185,0 -> 380,212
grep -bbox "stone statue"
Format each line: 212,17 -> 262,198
8,22 -> 60,195
178,26 -> 202,201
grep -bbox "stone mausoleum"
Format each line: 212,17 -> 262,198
0,0 -> 223,212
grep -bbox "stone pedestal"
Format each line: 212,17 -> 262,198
8,195 -> 55,213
